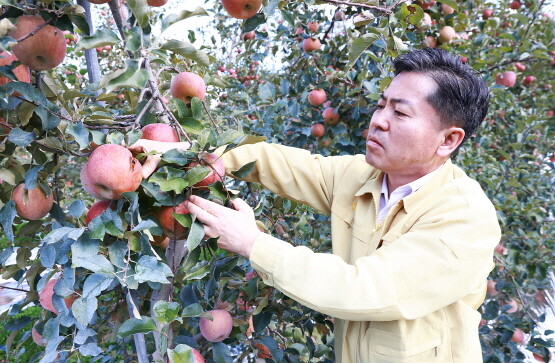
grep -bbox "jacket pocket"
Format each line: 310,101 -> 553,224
367,327 -> 443,362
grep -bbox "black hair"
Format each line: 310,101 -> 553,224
393,48 -> 490,148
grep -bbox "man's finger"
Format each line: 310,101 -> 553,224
185,200 -> 217,225
231,198 -> 253,215
141,155 -> 161,179
188,195 -> 228,215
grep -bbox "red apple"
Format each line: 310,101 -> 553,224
323,107 -> 340,125
188,153 -> 225,188
8,15 -> 66,71
416,0 -> 436,10
199,309 -> 233,342
157,200 -> 190,239
147,0 -> 168,6
441,4 -> 455,14
307,22 -> 319,32
438,26 -> 457,43
307,89 -> 326,106
32,322 -> 47,346
221,0 -> 262,19
242,31 -> 255,40
80,144 -> 143,200
170,72 -> 206,103
0,51 -> 31,86
486,280 -> 499,296
546,110 -> 554,117
302,38 -> 321,52
533,351 -> 552,362
460,56 -> 468,63
483,9 -> 494,19
12,183 -> 54,220
522,75 -> 535,87
514,62 -> 526,71
334,11 -> 346,21
86,200 -> 116,225
310,123 -> 325,138
39,278 -> 75,314
505,298 -> 519,313
141,123 -> 179,142
509,1 -> 521,9
511,328 -> 525,344
495,71 -> 517,87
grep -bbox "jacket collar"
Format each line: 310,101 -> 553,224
354,159 -> 456,214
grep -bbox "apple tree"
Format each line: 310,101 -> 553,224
0,0 -> 553,362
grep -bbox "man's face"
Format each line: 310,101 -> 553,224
365,71 -> 447,179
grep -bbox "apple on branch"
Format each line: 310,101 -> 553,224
170,71 -> 206,103
199,309 -> 233,342
80,144 -> 143,200
141,123 -> 180,142
307,89 -> 326,106
221,0 -> 262,19
39,278 -> 76,314
187,152 -> 225,189
8,15 -> 67,71
12,183 -> 54,220
0,51 -> 31,86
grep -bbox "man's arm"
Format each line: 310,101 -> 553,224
220,142 -> 358,214
187,185 -> 501,322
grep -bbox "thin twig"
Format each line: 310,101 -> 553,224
202,101 -> 220,134
0,285 -> 30,293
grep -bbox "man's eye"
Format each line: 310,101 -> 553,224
395,110 -> 407,117
376,104 -> 385,109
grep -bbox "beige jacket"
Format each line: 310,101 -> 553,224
221,143 -> 501,363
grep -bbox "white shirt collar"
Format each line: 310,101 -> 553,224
378,164 -> 444,222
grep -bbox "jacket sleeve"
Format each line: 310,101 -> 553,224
249,185 -> 501,321
220,142 -> 355,214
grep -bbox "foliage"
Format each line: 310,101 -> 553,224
0,0 -> 553,362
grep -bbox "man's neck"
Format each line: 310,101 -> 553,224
386,161 -> 446,196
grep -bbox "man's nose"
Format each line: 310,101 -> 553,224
369,109 -> 389,131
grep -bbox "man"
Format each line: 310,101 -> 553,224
137,48 -> 501,362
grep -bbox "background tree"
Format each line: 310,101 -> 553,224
0,0 -> 553,362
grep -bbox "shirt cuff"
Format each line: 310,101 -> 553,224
249,232 -> 292,286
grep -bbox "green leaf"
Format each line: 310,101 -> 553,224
168,344 -> 200,363
216,130 -> 244,147
161,149 -> 196,166
439,0 -> 458,11
179,117 -> 204,134
75,28 -> 120,51
181,303 -> 203,317
73,254 -> 115,274
82,273 -> 115,298
348,34 -> 380,69
183,165 -> 210,187
153,300 -> 181,324
23,165 -> 43,190
134,255 -> 173,283
186,219 -> 205,252
231,161 -> 256,178
190,97 -> 203,119
126,0 -> 149,29
236,135 -> 266,147
161,7 -> 210,32
242,13 -> 266,33
258,82 -> 275,100
211,342 -> 233,363
149,166 -> 189,193
118,317 -> 157,338
68,14 -> 90,36
131,220 -> 158,232
159,40 -> 210,68
72,296 -> 97,326
69,200 -> 86,219
183,260 -> 210,280
106,59 -> 148,93
8,128 -> 35,147
66,121 -> 90,149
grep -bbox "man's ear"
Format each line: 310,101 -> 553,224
437,127 -> 465,157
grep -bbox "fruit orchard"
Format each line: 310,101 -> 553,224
0,0 -> 553,362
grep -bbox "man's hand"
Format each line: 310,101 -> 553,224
128,139 -> 191,179
185,195 -> 261,258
